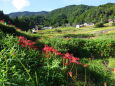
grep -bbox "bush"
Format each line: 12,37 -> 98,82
54,29 -> 62,33
0,33 -> 67,86
0,31 -> 114,85
41,38 -> 115,58
95,22 -> 104,27
87,60 -> 112,86
0,23 -> 17,34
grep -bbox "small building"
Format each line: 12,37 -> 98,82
108,19 -> 114,23
76,25 -> 80,28
89,23 -> 94,26
43,26 -> 53,30
84,23 -> 94,26
84,23 -> 88,26
32,28 -> 38,33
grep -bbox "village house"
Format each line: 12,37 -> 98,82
108,19 -> 114,23
76,25 -> 80,28
76,23 -> 94,28
32,25 -> 39,33
84,23 -> 88,26
84,23 -> 94,26
43,26 -> 53,30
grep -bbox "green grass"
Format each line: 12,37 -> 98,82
0,23 -> 115,86
108,58 -> 115,68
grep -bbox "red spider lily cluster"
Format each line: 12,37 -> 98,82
68,72 -> 73,77
0,20 -> 5,23
18,36 -> 38,50
18,36 -> 82,78
83,64 -> 88,68
43,45 -> 80,65
63,53 -> 80,64
112,68 -> 115,72
43,45 -> 63,56
0,20 -> 13,25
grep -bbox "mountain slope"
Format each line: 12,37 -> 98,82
47,5 -> 94,25
8,11 -> 49,18
47,3 -> 115,24
74,3 -> 115,23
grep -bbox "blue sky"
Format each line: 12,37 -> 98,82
0,0 -> 115,14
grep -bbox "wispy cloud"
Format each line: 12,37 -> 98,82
12,0 -> 30,11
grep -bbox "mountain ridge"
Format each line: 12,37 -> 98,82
8,11 -> 49,18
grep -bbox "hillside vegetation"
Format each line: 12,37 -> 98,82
0,22 -> 115,86
3,3 -> 115,30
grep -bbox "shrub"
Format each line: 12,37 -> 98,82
87,60 -> 112,86
0,31 -> 114,85
95,22 -> 104,27
0,34 -> 40,85
0,23 -> 16,34
0,33 -> 68,86
41,38 -> 115,58
54,29 -> 62,33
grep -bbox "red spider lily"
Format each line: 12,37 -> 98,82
83,64 -> 88,68
63,63 -> 69,66
43,45 -> 63,56
63,53 -> 72,59
63,53 -> 80,64
0,20 -> 5,23
43,45 -> 80,65
112,68 -> 115,72
70,57 -> 80,64
43,45 -> 51,52
18,36 -> 38,50
51,48 -> 58,52
55,51 -> 63,56
18,36 -> 25,41
68,72 -> 72,77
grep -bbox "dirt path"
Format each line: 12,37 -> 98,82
91,29 -> 115,34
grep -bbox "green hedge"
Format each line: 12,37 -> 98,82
95,22 -> 104,28
41,38 -> 115,58
0,23 -> 17,34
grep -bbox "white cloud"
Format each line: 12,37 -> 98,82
12,0 -> 30,11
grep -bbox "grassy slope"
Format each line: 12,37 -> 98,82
0,23 -> 115,85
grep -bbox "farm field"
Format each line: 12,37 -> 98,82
36,26 -> 115,39
0,23 -> 115,86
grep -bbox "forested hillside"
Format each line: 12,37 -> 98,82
75,3 -> 115,24
47,5 -> 94,26
8,11 -> 48,18
2,3 -> 115,30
